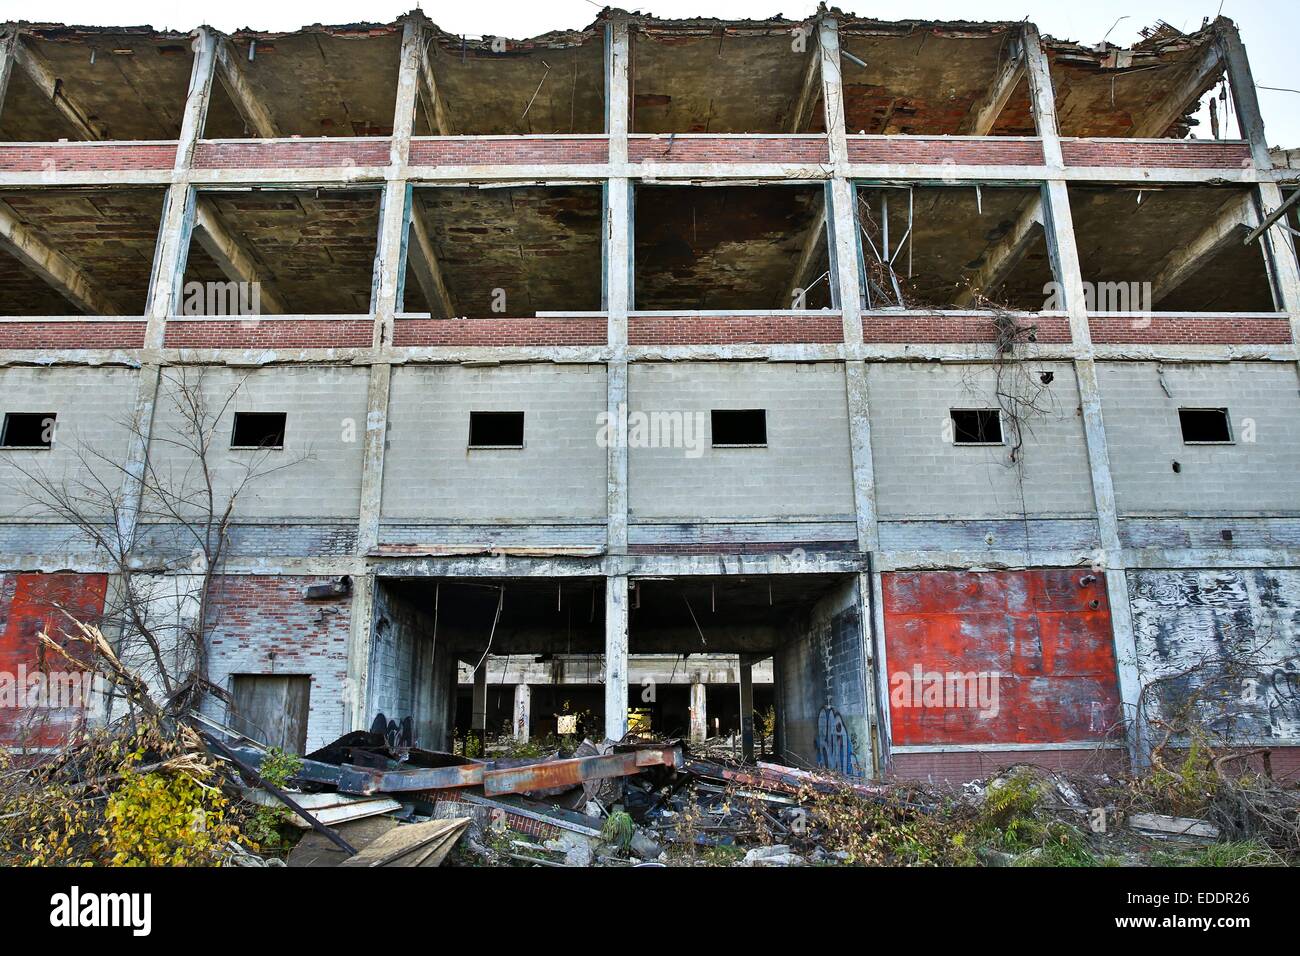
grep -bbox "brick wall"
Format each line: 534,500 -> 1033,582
203,575 -> 352,752
1089,315 -> 1292,345
163,319 -> 374,349
409,137 -> 608,165
629,136 -> 829,164
193,139 -> 391,169
629,314 -> 842,345
0,321 -> 147,349
862,313 -> 1071,344
847,137 -> 1045,166
0,143 -> 176,172
1061,139 -> 1254,169
392,318 -> 606,347
888,747 -> 1128,783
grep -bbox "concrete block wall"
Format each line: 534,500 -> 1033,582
202,575 -> 352,752
368,581 -> 449,747
867,362 -> 1095,520
382,364 -> 608,521
1097,362 -> 1300,515
146,366 -> 369,520
628,362 -> 856,521
0,366 -> 140,523
775,576 -> 870,776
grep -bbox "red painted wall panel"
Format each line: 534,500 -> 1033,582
0,573 -> 108,748
883,570 -> 1120,746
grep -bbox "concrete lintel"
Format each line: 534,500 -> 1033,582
1149,191 -> 1256,305
0,200 -> 121,316
873,549 -> 1105,573
213,34 -> 281,138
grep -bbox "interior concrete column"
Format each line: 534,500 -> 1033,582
513,683 -> 531,743
604,575 -> 629,741
689,681 -> 707,744
738,659 -> 755,761
471,659 -> 488,750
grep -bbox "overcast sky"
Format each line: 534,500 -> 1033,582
4,0 -> 1297,146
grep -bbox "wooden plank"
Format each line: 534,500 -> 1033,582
338,817 -> 471,868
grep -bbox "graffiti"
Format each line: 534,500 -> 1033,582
815,706 -> 858,776
369,712 -> 413,749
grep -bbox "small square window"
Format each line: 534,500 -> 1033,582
1,412 -> 56,449
469,411 -> 525,448
950,409 -> 1003,445
1179,408 -> 1232,444
711,409 -> 767,447
231,412 -> 286,449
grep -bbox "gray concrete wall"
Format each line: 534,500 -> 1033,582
866,361 -> 1095,519
147,365 -> 368,520
382,364 -> 608,521
1098,362 -> 1300,515
628,362 -> 855,520
368,581 -> 448,747
0,366 -> 140,521
775,575 -> 870,776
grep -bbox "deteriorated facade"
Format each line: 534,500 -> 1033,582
1,10 -> 1298,778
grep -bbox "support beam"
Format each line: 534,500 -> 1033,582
960,37 -> 1024,135
512,683 -> 530,743
953,195 -> 1044,307
782,195 -> 828,308
13,37 -> 105,139
213,35 -> 280,138
738,661 -> 755,761
0,200 -> 120,315
1149,193 -> 1255,305
405,204 -> 456,317
788,30 -> 821,134
190,199 -> 288,314
1023,24 -> 1062,167
689,681 -> 707,745
1131,41 -> 1224,139
416,30 -> 454,136
604,575 -> 629,742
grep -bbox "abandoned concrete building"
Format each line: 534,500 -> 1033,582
0,8 -> 1298,781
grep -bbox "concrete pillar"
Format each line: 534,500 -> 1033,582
604,575 -> 629,741
604,19 -> 632,555
471,659 -> 488,750
689,681 -> 708,745
513,683 -> 531,743
738,661 -> 755,761
1027,24 -> 1145,770
0,27 -> 17,124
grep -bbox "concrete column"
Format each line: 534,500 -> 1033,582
1028,25 -> 1145,770
604,19 -> 632,556
513,684 -> 531,743
738,660 -> 755,761
344,572 -> 377,732
144,28 -> 217,347
471,659 -> 489,749
689,681 -> 707,745
604,575 -> 629,741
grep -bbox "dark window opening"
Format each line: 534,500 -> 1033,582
469,411 -> 525,448
1,412 -> 56,449
951,409 -> 1003,445
1179,408 -> 1232,444
231,412 -> 287,449
711,410 -> 767,447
